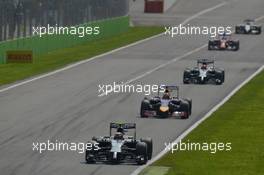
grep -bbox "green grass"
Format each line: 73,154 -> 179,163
149,71 -> 264,175
0,26 -> 163,86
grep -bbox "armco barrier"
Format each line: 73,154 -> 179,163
0,16 -> 129,64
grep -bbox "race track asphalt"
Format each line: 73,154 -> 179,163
0,0 -> 264,174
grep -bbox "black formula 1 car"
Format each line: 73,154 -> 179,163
183,59 -> 225,85
235,19 -> 261,35
140,85 -> 192,119
85,123 -> 153,165
208,34 -> 239,51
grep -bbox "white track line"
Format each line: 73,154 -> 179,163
131,64 -> 264,175
0,33 -> 163,93
98,44 -> 207,97
0,1 -> 227,93
131,13 -> 264,175
255,15 -> 264,22
181,1 -> 227,25
98,1 -> 228,97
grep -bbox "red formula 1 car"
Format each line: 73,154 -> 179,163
208,34 -> 239,51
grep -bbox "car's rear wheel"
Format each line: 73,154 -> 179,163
184,98 -> 192,115
215,70 -> 225,85
140,101 -> 149,118
183,70 -> 190,84
235,26 -> 242,34
141,138 -> 153,160
136,142 -> 148,165
85,142 -> 96,164
208,41 -> 213,50
180,102 -> 189,119
233,41 -> 239,51
257,27 -> 261,35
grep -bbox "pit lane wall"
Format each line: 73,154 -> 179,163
0,16 -> 129,63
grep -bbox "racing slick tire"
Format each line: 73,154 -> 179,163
136,142 -> 148,165
208,41 -> 213,50
141,138 -> 153,160
85,141 -> 97,164
179,101 -> 189,119
140,100 -> 150,118
233,41 -> 240,51
184,98 -> 192,115
235,26 -> 243,34
183,70 -> 191,84
256,27 -> 262,35
215,70 -> 225,85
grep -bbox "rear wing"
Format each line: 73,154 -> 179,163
158,85 -> 179,98
110,122 -> 136,129
110,122 -> 136,138
217,34 -> 232,40
159,85 -> 179,91
197,59 -> 214,64
244,19 -> 255,23
197,59 -> 215,69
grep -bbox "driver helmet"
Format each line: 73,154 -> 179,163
246,21 -> 251,25
114,132 -> 124,140
201,63 -> 207,70
162,92 -> 170,99
117,127 -> 124,134
163,87 -> 171,99
221,32 -> 227,40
